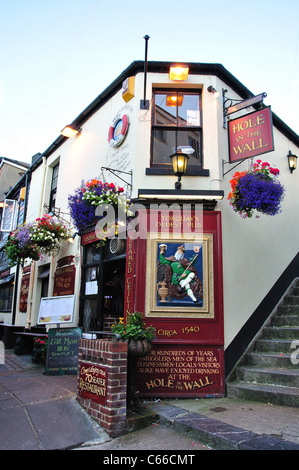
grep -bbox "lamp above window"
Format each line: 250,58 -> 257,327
169,66 -> 189,81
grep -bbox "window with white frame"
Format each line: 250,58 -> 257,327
0,200 -> 17,232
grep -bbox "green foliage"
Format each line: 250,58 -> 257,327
111,312 -> 156,341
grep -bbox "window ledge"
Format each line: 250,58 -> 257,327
145,167 -> 209,176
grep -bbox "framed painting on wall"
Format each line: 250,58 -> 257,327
145,233 -> 214,318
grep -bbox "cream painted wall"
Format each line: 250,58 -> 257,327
219,117 -> 299,348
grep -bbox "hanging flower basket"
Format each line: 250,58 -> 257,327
227,160 -> 285,218
30,214 -> 69,256
4,224 -> 40,266
68,178 -> 132,236
4,214 -> 69,265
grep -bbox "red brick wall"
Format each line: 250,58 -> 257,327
77,338 -> 128,437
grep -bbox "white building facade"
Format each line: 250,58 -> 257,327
1,61 -> 298,391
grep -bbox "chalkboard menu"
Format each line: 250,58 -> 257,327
45,327 -> 82,375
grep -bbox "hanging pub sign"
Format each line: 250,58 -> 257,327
228,106 -> 274,162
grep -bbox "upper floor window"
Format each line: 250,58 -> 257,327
49,163 -> 59,213
151,89 -> 202,168
0,200 -> 17,232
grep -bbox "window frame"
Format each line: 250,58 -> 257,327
150,88 -> 203,170
0,278 -> 14,312
49,163 -> 59,213
0,200 -> 17,232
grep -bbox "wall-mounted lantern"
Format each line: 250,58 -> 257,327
169,152 -> 189,190
287,150 -> 297,173
207,86 -> 220,98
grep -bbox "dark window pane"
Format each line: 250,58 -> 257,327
154,92 -> 177,126
177,93 -> 201,127
152,129 -> 201,167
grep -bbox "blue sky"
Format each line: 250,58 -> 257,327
1,0 -> 298,163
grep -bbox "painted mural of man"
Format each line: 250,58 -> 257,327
158,244 -> 203,304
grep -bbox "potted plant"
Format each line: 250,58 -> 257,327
4,224 -> 40,266
112,312 -> 156,411
227,160 -> 285,218
111,312 -> 156,357
32,336 -> 48,364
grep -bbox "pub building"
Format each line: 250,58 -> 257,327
0,59 -> 298,402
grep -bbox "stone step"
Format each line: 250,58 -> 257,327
277,305 -> 299,316
272,315 -> 299,327
237,366 -> 299,387
284,296 -> 299,306
255,339 -> 295,353
246,351 -> 298,369
262,326 -> 299,340
227,382 -> 299,407
290,287 -> 299,296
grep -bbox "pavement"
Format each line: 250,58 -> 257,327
0,350 -> 299,452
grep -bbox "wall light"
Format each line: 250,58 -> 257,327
67,232 -> 77,243
169,66 -> 189,81
207,86 -> 220,98
170,152 -> 189,189
287,150 -> 298,173
61,125 -> 81,138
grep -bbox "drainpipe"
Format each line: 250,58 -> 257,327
25,156 -> 47,329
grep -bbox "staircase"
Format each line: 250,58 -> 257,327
227,279 -> 299,407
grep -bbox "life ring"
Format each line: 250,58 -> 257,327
108,114 -> 129,147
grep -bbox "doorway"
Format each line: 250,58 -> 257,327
79,239 -> 126,333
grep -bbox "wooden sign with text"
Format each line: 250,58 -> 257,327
78,362 -> 107,405
124,209 -> 225,398
136,345 -> 224,397
228,106 -> 274,162
45,327 -> 81,375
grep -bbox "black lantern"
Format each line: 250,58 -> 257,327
170,152 -> 189,189
287,150 -> 298,173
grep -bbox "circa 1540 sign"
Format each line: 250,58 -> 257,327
228,106 -> 274,162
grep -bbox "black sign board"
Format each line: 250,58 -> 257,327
45,327 -> 81,375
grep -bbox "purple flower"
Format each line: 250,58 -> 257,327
232,172 -> 285,217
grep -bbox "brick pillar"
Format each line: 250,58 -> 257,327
77,338 -> 128,437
